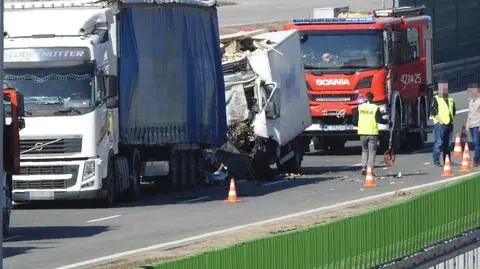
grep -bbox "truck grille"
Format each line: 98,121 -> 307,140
20,137 -> 82,156
14,180 -> 66,189
14,165 -> 79,190
309,94 -> 357,102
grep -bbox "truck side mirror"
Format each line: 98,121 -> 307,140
104,75 -> 118,98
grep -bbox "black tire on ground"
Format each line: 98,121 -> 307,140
98,159 -> 117,208
277,138 -> 303,173
392,106 -> 402,151
126,149 -> 141,201
407,104 -> 426,149
186,150 -> 197,189
252,151 -> 275,181
3,174 -> 12,236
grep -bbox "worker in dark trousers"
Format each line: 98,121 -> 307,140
431,82 -> 456,167
466,83 -> 480,166
353,92 -> 388,175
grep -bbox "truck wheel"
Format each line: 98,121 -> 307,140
392,107 -> 402,151
179,151 -> 187,191
278,151 -> 302,173
408,105 -> 426,149
252,151 -> 275,181
99,160 -> 117,207
3,174 -> 12,236
126,150 -> 141,201
186,150 -> 197,189
277,138 -> 303,173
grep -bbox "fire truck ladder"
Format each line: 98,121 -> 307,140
373,6 -> 426,18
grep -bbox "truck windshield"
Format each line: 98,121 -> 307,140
4,66 -> 94,117
300,31 -> 384,70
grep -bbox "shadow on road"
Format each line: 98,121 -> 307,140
3,246 -> 40,258
6,225 -> 113,242
306,142 -> 434,157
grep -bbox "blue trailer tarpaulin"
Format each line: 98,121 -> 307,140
118,3 -> 226,146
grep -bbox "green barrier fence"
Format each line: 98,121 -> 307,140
146,174 -> 480,269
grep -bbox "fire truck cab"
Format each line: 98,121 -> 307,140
285,6 -> 433,152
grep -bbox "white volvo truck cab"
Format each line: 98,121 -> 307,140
4,2 -> 125,205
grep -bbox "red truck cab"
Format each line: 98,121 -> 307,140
3,87 -> 25,235
285,6 -> 433,151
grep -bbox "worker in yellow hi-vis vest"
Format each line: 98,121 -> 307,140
431,82 -> 456,167
353,92 -> 388,175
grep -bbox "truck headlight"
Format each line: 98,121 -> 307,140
83,160 -> 96,181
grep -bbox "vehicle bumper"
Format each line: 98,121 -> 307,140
12,158 -> 106,202
302,123 -> 389,136
13,189 -> 104,201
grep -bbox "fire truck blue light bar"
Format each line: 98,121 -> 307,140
292,17 -> 375,24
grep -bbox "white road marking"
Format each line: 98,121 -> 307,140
178,196 -> 210,204
4,235 -> 23,242
262,179 -> 289,187
56,171 -> 479,269
86,215 -> 121,223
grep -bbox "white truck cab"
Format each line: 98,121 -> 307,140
4,2 -> 120,204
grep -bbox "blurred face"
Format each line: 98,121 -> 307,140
438,83 -> 448,97
469,86 -> 479,98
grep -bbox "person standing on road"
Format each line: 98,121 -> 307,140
431,82 -> 456,167
353,92 -> 388,175
466,83 -> 480,166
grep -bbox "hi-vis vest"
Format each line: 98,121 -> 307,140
433,96 -> 455,125
357,103 -> 379,135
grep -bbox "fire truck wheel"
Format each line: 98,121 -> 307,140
407,105 -> 426,149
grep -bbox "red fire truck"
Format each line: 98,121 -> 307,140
285,6 -> 433,152
3,88 -> 25,235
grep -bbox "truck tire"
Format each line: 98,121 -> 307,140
3,174 -> 12,236
126,149 -> 141,201
179,151 -> 187,191
252,150 -> 275,181
407,105 -> 426,149
277,138 -> 303,173
99,160 -> 117,207
186,150 -> 197,189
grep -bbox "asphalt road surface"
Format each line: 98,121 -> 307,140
3,89 -> 473,269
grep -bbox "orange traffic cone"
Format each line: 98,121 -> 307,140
459,146 -> 472,172
465,143 -> 473,165
461,126 -> 468,147
224,178 -> 241,203
441,155 -> 454,177
363,166 -> 376,187
453,134 -> 463,157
